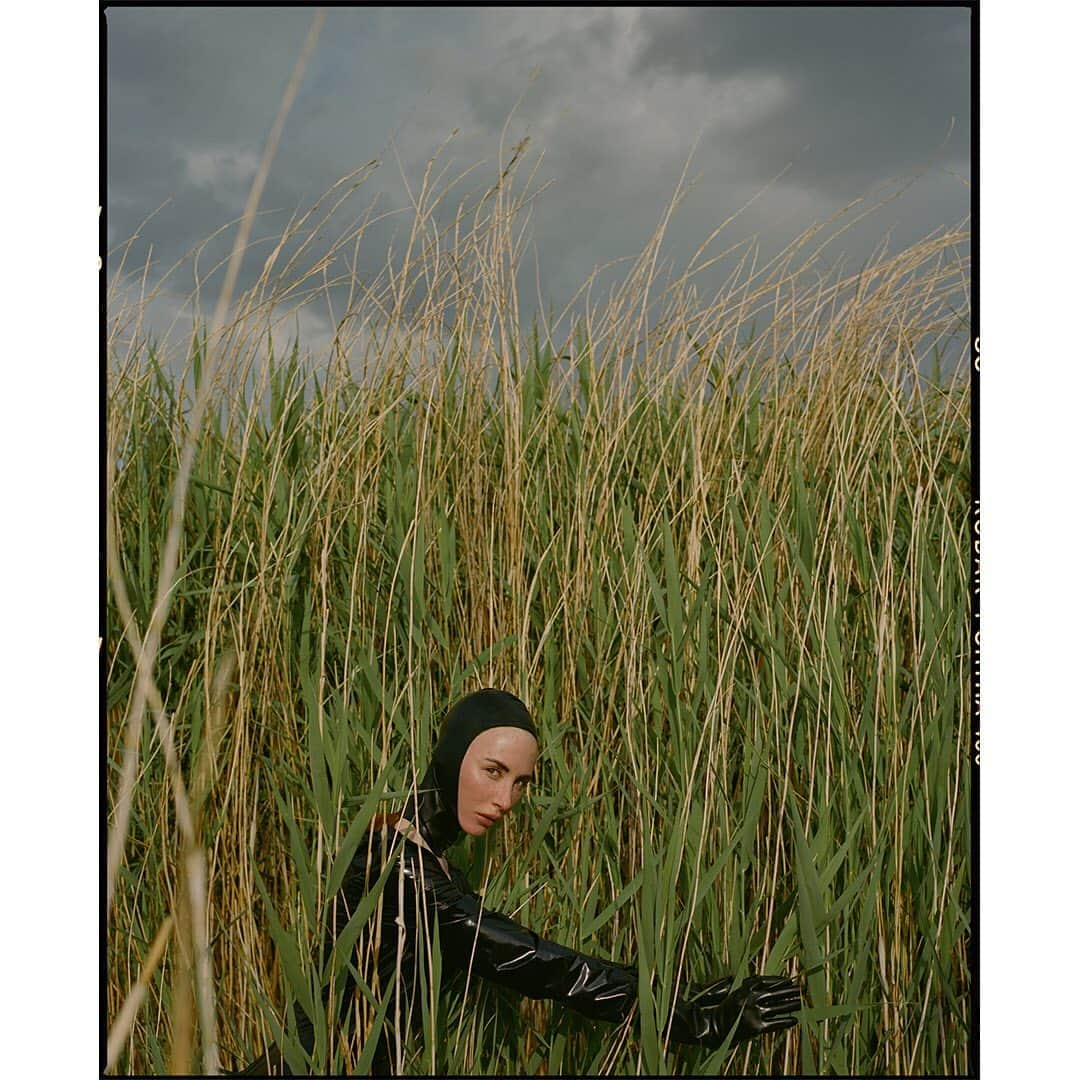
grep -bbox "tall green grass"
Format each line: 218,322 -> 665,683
106,143 -> 970,1075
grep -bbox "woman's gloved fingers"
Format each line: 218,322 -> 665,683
766,998 -> 802,1016
752,982 -> 800,1003
740,976 -> 791,1000
749,974 -> 797,990
757,995 -> 802,1017
759,1014 -> 799,1034
759,1002 -> 801,1022
768,989 -> 803,1006
755,983 -> 801,1004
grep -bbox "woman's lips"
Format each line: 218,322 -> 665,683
477,812 -> 498,826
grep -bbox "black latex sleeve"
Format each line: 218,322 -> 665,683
399,841 -> 640,1025
238,833 -> 639,1074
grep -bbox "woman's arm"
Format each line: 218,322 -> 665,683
401,844 -> 799,1046
403,845 -> 639,1024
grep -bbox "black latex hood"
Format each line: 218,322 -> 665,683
404,689 -> 538,855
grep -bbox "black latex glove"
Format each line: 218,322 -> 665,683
670,974 -> 801,1047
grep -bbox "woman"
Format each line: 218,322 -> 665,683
238,689 -> 801,1074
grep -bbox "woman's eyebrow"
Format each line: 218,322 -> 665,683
485,757 -> 534,782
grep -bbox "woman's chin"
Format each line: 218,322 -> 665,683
460,813 -> 497,836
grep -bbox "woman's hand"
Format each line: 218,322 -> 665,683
672,974 -> 801,1047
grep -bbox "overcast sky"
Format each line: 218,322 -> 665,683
106,4 -> 971,360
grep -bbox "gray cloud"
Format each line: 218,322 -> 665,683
106,6 -> 970,359
631,7 -> 970,192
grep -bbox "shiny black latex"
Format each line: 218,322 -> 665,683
397,840 -> 639,1020
670,974 -> 802,1047
240,806 -> 640,1074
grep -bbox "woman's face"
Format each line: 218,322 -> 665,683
456,726 -> 539,835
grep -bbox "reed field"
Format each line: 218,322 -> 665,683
105,136 -> 971,1076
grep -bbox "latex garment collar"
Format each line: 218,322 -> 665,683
403,762 -> 461,856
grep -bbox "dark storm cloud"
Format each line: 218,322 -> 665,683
106,6 -> 970,357
631,6 -> 970,192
